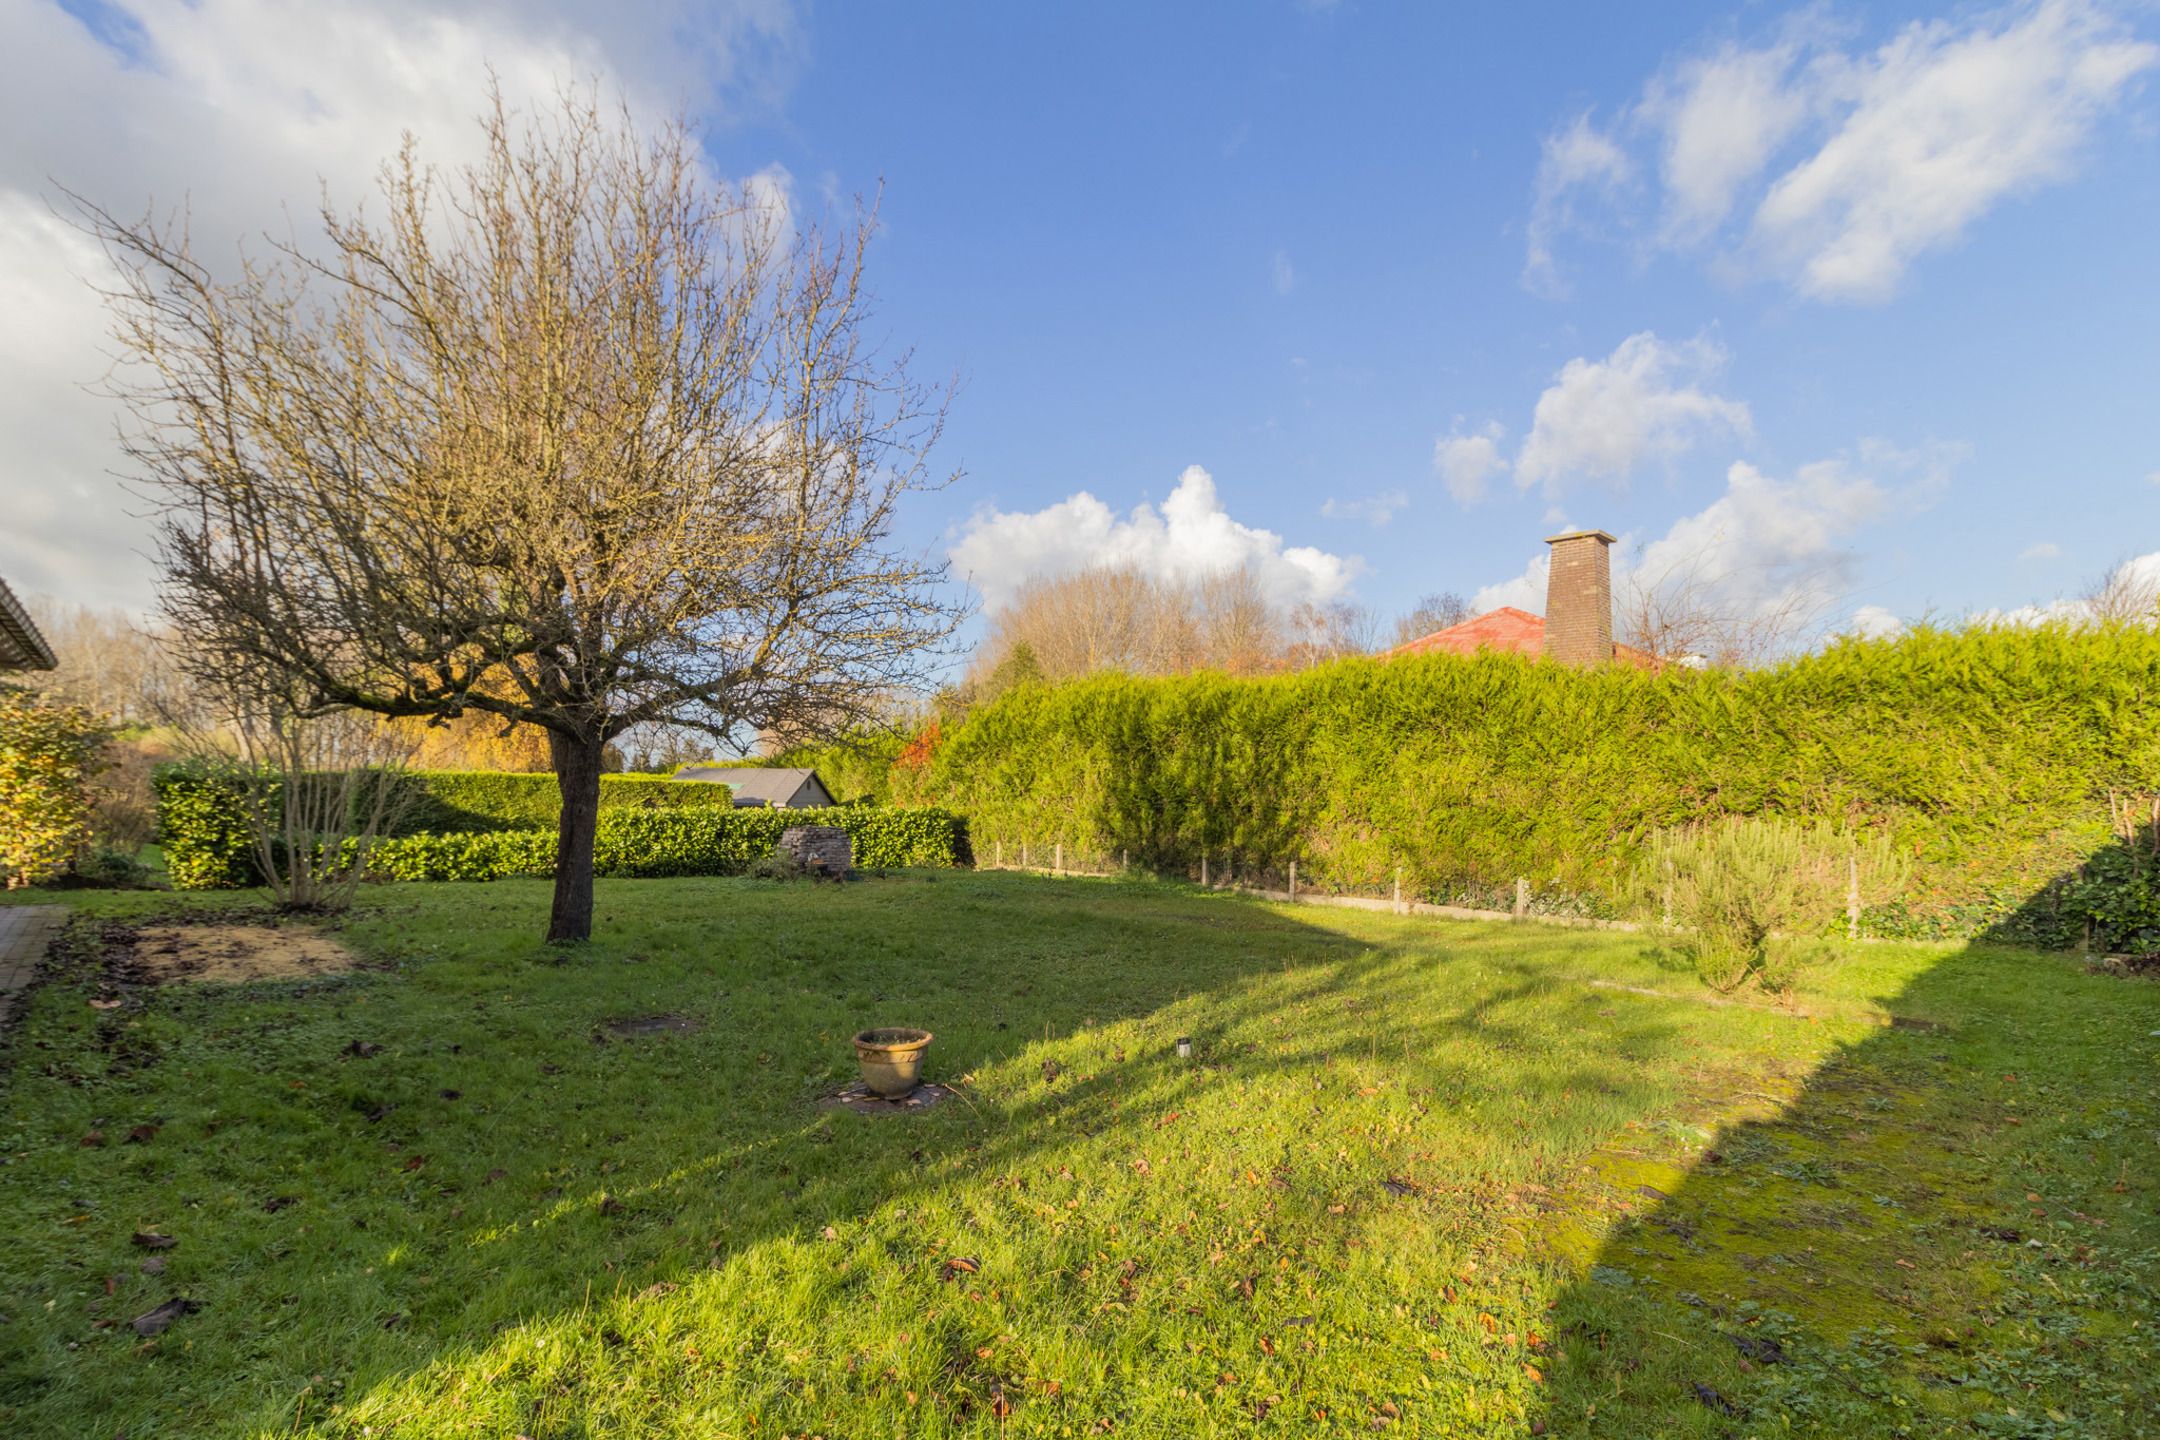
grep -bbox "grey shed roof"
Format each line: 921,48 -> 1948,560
0,575 -> 55,671
675,766 -> 833,807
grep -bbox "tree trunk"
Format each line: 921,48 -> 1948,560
548,730 -> 606,943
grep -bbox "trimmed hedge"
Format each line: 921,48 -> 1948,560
364,805 -> 967,882
909,623 -> 2160,946
152,760 -> 967,887
357,770 -> 745,835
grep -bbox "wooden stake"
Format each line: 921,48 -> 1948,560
1054,841 -> 1063,874
1201,852 -> 1209,888
1394,867 -> 1402,913
995,838 -> 1002,870
1513,877 -> 1529,919
1846,853 -> 1860,941
1289,860 -> 1297,899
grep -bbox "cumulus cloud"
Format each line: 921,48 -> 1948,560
1433,420 -> 1509,506
1511,333 -> 1752,496
0,0 -> 802,613
1321,491 -> 1408,527
1528,0 -> 2158,302
950,465 -> 1357,613
1473,450 -> 1916,637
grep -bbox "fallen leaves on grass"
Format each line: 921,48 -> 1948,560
1691,1381 -> 1741,1417
131,1297 -> 200,1337
125,1124 -> 158,1144
79,1130 -> 105,1148
342,1040 -> 383,1059
131,1231 -> 176,1250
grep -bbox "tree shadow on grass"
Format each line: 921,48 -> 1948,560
1531,930 -> 2160,1438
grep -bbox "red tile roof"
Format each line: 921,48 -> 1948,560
1384,606 -> 1662,670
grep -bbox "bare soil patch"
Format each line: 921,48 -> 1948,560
819,1079 -> 959,1115
124,925 -> 359,985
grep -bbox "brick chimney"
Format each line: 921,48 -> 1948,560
1543,529 -> 1616,667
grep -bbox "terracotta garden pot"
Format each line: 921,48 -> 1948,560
853,1026 -> 934,1097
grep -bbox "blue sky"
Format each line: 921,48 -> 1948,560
4,0 -> 2158,640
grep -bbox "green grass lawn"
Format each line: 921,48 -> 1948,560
0,873 -> 2154,1437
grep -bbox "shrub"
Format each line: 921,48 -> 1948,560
152,760 -> 258,890
0,689 -> 109,888
68,845 -> 152,890
1646,817 -> 1907,991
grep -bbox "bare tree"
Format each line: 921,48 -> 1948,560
2082,555 -> 2160,626
1283,600 -> 1378,668
83,88 -> 964,940
25,601 -> 208,731
1616,551 -> 1827,668
1390,592 -> 1470,647
218,682 -> 418,914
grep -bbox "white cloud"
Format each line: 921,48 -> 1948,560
1321,491 -> 1408,527
1523,113 -> 1633,297
1511,332 -> 1752,496
0,0 -> 802,613
2020,541 -> 2063,560
950,465 -> 1356,613
1270,249 -> 1296,295
1433,420 -> 1509,506
1639,33 -> 1816,245
1847,604 -> 1905,639
1529,0 -> 2158,302
1756,1 -> 2158,301
1474,451 -> 1905,629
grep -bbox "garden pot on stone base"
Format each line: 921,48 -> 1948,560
853,1027 -> 934,1097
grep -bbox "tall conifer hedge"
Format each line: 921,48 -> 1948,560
911,624 -> 2160,941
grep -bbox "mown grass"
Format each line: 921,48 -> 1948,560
0,872 -> 2153,1437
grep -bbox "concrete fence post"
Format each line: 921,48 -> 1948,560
1513,877 -> 1530,919
995,838 -> 1002,870
1054,842 -> 1063,874
1394,867 -> 1403,914
1289,859 -> 1297,899
1201,852 -> 1209,888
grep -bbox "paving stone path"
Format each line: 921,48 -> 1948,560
0,905 -> 65,1028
